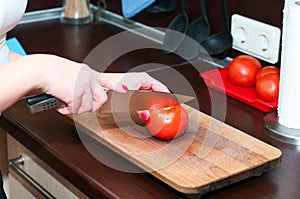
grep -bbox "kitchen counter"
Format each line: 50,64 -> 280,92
2,7 -> 300,199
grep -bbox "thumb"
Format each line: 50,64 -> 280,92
56,106 -> 72,115
137,110 -> 150,121
151,84 -> 170,93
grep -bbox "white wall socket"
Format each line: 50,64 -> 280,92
231,14 -> 281,64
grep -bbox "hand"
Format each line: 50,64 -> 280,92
101,72 -> 169,92
101,72 -> 170,121
28,54 -> 127,115
32,56 -> 169,115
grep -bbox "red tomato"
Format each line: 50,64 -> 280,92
255,66 -> 280,83
256,73 -> 280,102
227,55 -> 262,87
145,105 -> 188,140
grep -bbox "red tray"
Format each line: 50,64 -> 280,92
199,68 -> 278,112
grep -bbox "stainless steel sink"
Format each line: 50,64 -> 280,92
20,5 -> 164,44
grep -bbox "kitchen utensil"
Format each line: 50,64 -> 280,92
95,0 -> 107,21
70,103 -> 282,195
26,94 -> 66,114
186,0 -> 210,44
147,0 -> 176,13
200,68 -> 278,112
174,0 -> 210,60
26,90 -> 194,114
200,0 -> 232,57
99,90 -> 194,113
162,0 -> 189,53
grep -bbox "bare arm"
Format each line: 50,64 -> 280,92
0,56 -> 41,112
0,54 -> 121,114
0,54 -> 169,115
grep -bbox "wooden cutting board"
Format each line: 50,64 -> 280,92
69,104 -> 281,195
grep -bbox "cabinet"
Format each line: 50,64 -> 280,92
6,134 -> 89,199
0,127 -> 9,196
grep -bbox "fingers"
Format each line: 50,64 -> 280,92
98,74 -> 128,93
91,85 -> 108,112
57,75 -> 110,115
53,68 -> 168,115
57,107 -> 72,115
101,72 -> 170,93
72,85 -> 109,114
77,91 -> 94,114
137,110 -> 150,121
134,73 -> 170,93
146,83 -> 170,93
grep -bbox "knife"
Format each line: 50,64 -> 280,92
25,90 -> 194,114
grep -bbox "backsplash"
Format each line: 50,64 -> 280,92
26,0 -> 285,66
26,0 -> 61,11
103,0 -> 285,66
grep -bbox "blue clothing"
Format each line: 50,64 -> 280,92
121,0 -> 155,18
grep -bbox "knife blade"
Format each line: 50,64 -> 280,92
99,90 -> 194,113
25,90 -> 194,114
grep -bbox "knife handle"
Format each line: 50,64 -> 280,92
26,94 -> 65,114
25,88 -> 110,114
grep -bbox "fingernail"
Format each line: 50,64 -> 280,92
122,84 -> 129,92
140,112 -> 149,121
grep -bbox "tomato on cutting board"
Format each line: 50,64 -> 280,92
255,66 -> 280,83
145,104 -> 188,140
226,54 -> 280,104
227,55 -> 262,87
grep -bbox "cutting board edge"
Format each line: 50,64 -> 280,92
67,108 -> 283,196
73,118 -> 282,195
151,154 -> 282,195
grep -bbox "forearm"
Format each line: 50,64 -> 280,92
0,54 -> 168,114
0,56 -> 42,112
0,53 -> 98,114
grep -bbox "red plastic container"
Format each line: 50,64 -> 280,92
199,68 -> 278,112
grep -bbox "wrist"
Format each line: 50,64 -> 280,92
20,55 -> 46,94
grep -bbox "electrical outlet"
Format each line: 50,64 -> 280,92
231,14 -> 281,64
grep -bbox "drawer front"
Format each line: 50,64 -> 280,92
7,134 -> 88,199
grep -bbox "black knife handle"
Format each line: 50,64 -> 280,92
26,94 -> 65,114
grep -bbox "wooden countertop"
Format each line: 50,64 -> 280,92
2,8 -> 300,199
